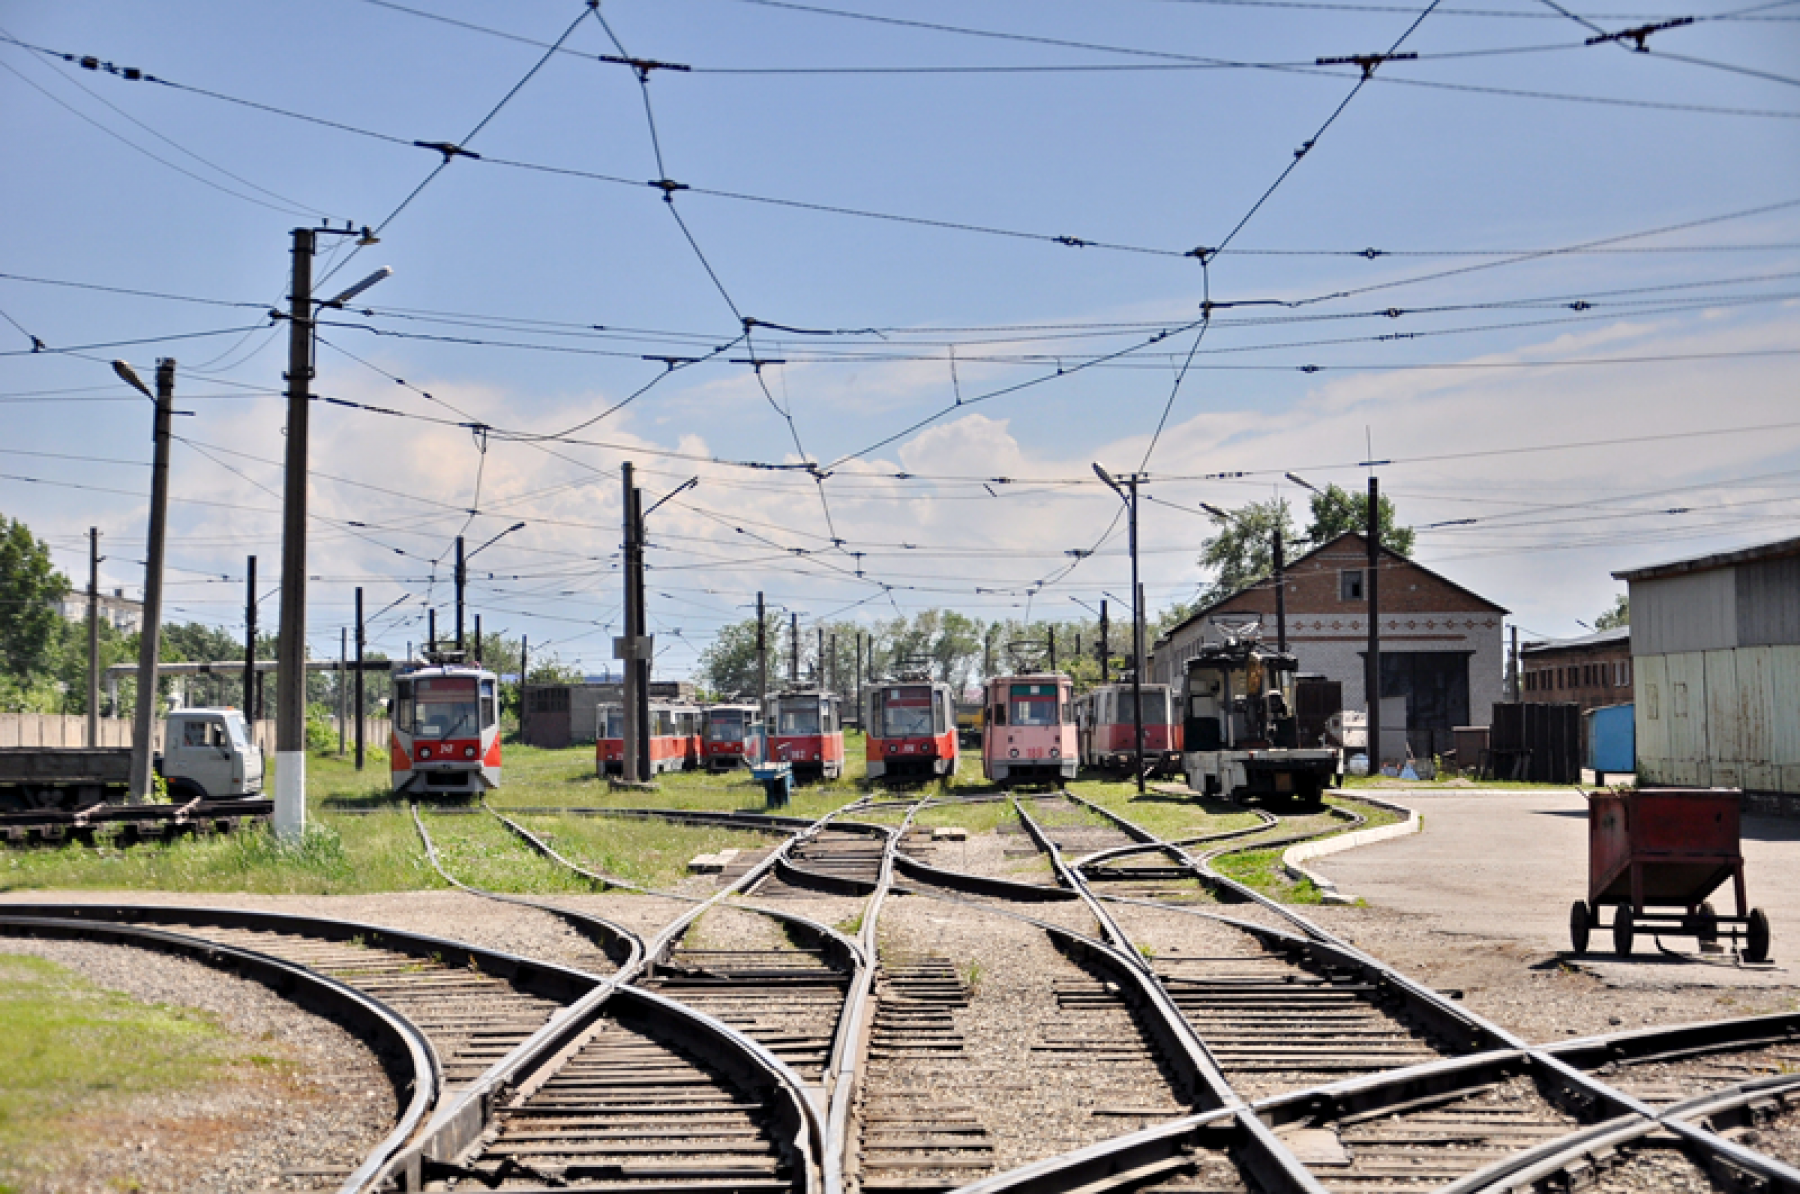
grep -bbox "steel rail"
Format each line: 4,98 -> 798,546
0,911 -> 439,1194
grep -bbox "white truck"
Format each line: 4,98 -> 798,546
0,708 -> 264,811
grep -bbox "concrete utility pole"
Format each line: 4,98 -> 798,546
756,591 -> 768,732
244,557 -> 257,723
1274,526 -> 1288,654
125,359 -> 175,804
428,609 -> 436,651
518,634 -> 529,745
1099,599 -> 1109,683
1366,476 -> 1382,771
274,226 -> 316,839
854,631 -> 862,724
474,614 -> 482,665
455,535 -> 466,649
338,627 -> 347,756
1047,626 -> 1056,672
620,463 -> 640,785
86,528 -> 100,747
630,485 -> 650,782
354,587 -> 365,770
789,612 -> 799,686
1094,464 -> 1147,793
817,626 -> 825,686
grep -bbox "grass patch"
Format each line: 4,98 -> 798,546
0,953 -> 237,1188
418,811 -> 606,896
1341,774 -> 1571,791
1212,845 -> 1324,904
1067,778 -> 1264,841
913,797 -> 1015,835
512,812 -> 788,890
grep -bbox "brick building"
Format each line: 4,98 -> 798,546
1151,532 -> 1508,759
1520,625 -> 1632,711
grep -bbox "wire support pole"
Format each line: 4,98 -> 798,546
86,527 -> 100,748
245,556 -> 257,723
1128,474 -> 1146,795
1366,475 -> 1382,772
620,461 -> 640,786
274,227 -> 315,838
455,534 -> 466,650
354,586 -> 366,771
128,359 -> 175,804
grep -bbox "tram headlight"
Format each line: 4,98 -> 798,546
1050,747 -> 1060,758
1010,748 -> 1019,758
464,746 -> 476,758
813,752 -> 821,761
420,747 -> 433,759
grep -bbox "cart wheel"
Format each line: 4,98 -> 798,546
1613,906 -> 1635,957
1746,908 -> 1771,963
1694,902 -> 1719,947
1569,900 -> 1591,955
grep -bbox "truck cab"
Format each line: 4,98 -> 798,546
160,709 -> 263,801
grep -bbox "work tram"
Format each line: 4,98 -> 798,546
1074,683 -> 1184,776
390,655 -> 502,797
1180,632 -> 1340,805
864,677 -> 959,784
766,690 -> 845,781
982,673 -> 1077,787
701,702 -> 763,770
596,701 -> 702,777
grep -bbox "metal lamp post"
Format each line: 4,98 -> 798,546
455,521 -> 526,652
1093,463 -> 1147,794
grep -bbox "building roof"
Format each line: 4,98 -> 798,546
1156,530 -> 1509,647
1521,624 -> 1630,656
1612,533 -> 1800,583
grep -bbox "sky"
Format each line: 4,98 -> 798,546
2,0 -> 1797,681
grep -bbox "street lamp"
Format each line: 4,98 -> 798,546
456,521 -> 527,650
621,474 -> 698,782
1284,472 -> 1323,495
115,358 -> 173,803
1093,463 -> 1147,794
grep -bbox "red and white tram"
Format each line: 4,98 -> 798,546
983,673 -> 1077,787
1074,683 -> 1184,775
864,678 -> 959,783
391,659 -> 502,797
767,690 -> 845,781
701,702 -> 763,770
597,701 -> 702,777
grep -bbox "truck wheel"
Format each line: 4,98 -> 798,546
1569,901 -> 1590,955
1613,907 -> 1635,957
1747,909 -> 1771,963
1693,902 -> 1719,947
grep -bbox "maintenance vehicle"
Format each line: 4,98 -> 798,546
1180,629 -> 1340,805
0,707 -> 264,810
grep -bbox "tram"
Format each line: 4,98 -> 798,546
865,677 -> 959,783
1074,683 -> 1184,776
701,702 -> 763,769
390,654 -> 502,797
982,673 -> 1077,787
597,701 -> 702,777
767,690 -> 845,781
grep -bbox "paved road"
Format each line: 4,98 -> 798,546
1318,787 -> 1800,986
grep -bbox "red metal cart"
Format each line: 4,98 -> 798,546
1569,788 -> 1770,962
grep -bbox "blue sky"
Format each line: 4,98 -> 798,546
3,0 -> 1797,678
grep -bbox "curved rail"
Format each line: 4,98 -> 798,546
0,911 -> 439,1194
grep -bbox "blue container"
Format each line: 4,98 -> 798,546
1584,703 -> 1635,775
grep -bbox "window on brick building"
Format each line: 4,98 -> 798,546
1340,570 -> 1364,601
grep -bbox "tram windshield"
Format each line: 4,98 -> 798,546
707,709 -> 749,742
776,701 -> 821,736
1008,683 -> 1062,727
879,688 -> 933,738
599,706 -> 624,740
413,676 -> 479,739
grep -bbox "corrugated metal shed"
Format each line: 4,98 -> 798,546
1616,534 -> 1800,801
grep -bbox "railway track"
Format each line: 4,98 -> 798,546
0,796 -> 272,846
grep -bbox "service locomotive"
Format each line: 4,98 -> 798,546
982,672 -> 1077,787
865,676 -> 960,784
390,654 -> 502,797
1180,630 -> 1340,805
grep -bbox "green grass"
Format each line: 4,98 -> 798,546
1212,844 -> 1325,904
510,812 -> 788,890
913,797 -> 1015,835
1066,777 -> 1265,841
1341,774 -> 1572,791
0,953 -> 240,1189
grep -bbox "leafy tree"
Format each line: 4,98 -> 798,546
695,610 -> 784,698
1594,594 -> 1629,630
0,514 -> 70,707
1195,499 -> 1300,608
1304,484 -> 1414,556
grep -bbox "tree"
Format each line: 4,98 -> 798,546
1594,594 -> 1629,630
1196,499 -> 1299,607
0,514 -> 70,705
1304,484 -> 1414,557
695,611 -> 782,698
